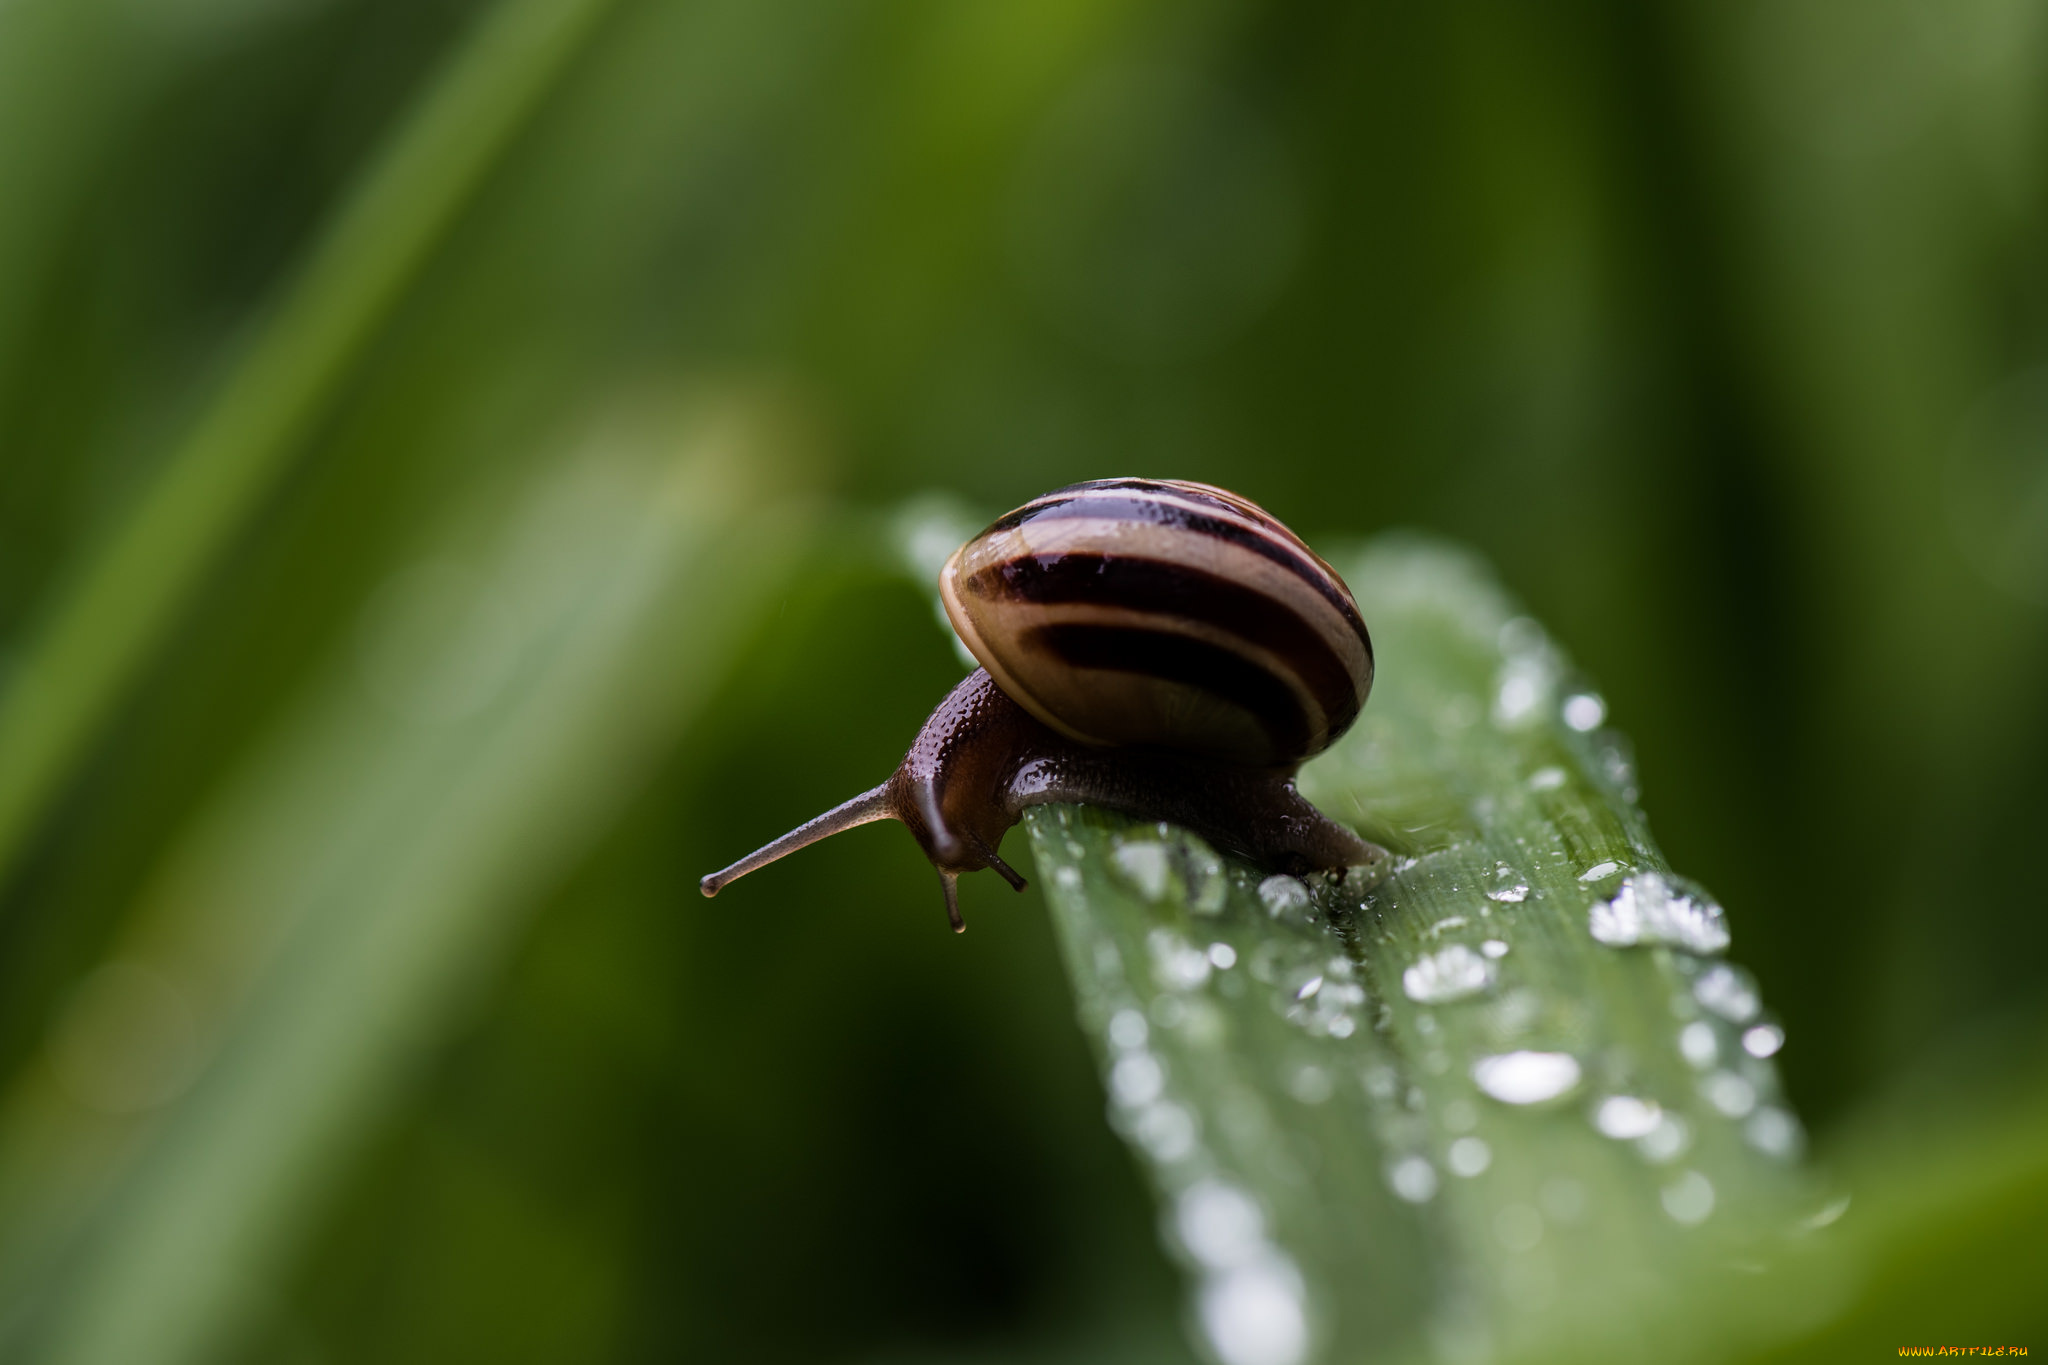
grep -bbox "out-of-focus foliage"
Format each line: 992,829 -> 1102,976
0,0 -> 2043,1360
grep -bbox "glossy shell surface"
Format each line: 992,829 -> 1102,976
940,478 -> 1373,767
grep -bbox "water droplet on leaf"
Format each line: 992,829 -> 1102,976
1742,1022 -> 1785,1058
1563,694 -> 1606,731
1473,1051 -> 1581,1105
1387,1155 -> 1439,1203
1693,964 -> 1760,1022
1679,1020 -> 1719,1069
1593,1095 -> 1663,1139
1661,1170 -> 1715,1225
1258,875 -> 1311,919
1403,945 -> 1496,1004
1114,841 -> 1172,901
1447,1136 -> 1493,1177
1589,871 -> 1730,954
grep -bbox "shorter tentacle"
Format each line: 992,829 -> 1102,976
964,829 -> 1028,892
939,871 -> 964,932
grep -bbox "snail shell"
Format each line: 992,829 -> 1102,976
940,478 -> 1373,767
701,477 -> 1383,931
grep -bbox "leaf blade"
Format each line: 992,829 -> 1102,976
1028,534 -> 1812,1364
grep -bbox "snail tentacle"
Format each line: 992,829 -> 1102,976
698,782 -> 896,897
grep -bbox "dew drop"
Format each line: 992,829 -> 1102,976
1600,741 -> 1640,803
1702,1071 -> 1756,1118
1637,1114 -> 1691,1163
1181,840 -> 1229,914
1150,929 -> 1213,991
1178,1180 -> 1266,1269
1593,1095 -> 1663,1139
1403,945 -> 1496,1004
1486,988 -> 1542,1040
1742,1022 -> 1785,1058
1499,615 -> 1547,657
1589,871 -> 1731,954
1288,1065 -> 1333,1105
1679,1021 -> 1719,1069
1473,1051 -> 1581,1105
1661,1170 -> 1715,1225
1113,841 -> 1172,901
1745,1106 -> 1805,1160
1480,939 -> 1509,959
1054,865 -> 1082,890
1387,1155 -> 1439,1203
1693,965 -> 1761,1023
1528,766 -> 1567,792
1134,1101 -> 1198,1162
1108,1009 -> 1149,1051
1258,875 -> 1311,919
1485,863 -> 1530,904
1494,656 -> 1553,728
1447,1136 -> 1493,1177
1563,693 -> 1606,731
1198,1258 -> 1308,1365
1111,1052 -> 1164,1107
1208,942 -> 1239,970
1579,860 -> 1623,882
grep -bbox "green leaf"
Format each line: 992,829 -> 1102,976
1026,534 -> 1816,1365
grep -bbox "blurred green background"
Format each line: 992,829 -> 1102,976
1,0 -> 2044,1360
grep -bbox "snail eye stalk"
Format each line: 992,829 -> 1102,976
698,782 -> 895,898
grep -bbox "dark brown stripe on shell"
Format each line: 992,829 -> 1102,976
965,554 -> 1362,738
1026,623 -> 1313,760
985,493 -> 1368,649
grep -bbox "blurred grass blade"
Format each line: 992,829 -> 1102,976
1027,535 -> 1813,1365
1489,1017 -> 2048,1365
0,390 -> 811,1365
0,0 -> 619,890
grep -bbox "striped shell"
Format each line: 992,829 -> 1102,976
939,478 -> 1373,768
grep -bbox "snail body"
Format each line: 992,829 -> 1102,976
700,478 -> 1380,930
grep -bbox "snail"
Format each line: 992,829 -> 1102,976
700,478 -> 1381,930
